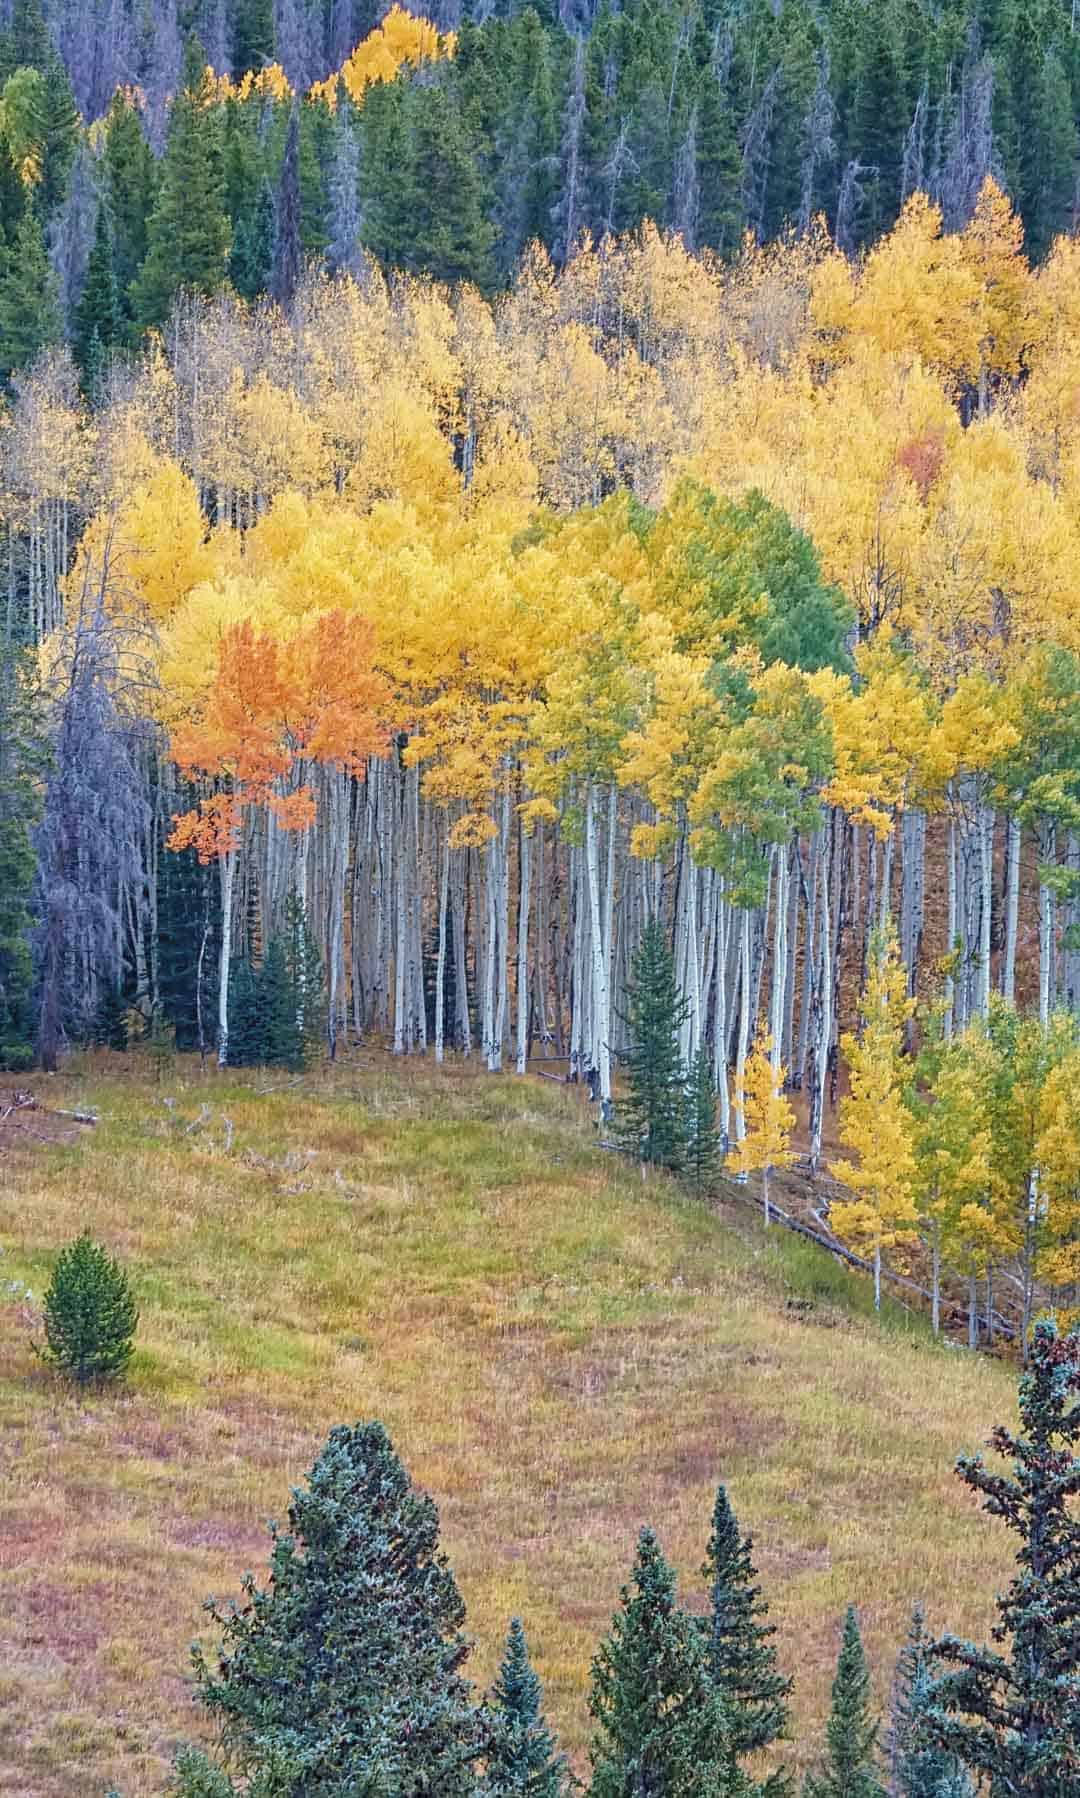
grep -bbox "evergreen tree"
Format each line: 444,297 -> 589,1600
73,202 -> 122,396
684,1045 -> 722,1196
226,954 -> 267,1067
38,1233 -> 139,1384
131,36 -> 231,330
230,173 -> 275,299
484,1617 -> 565,1798
589,1525 -> 747,1798
888,1608 -> 972,1798
927,1320 -> 1080,1796
10,0 -> 51,73
0,640 -> 42,1070
0,205 -> 60,382
177,1420 -> 485,1796
701,1485 -> 792,1791
804,1607 -> 886,1798
232,0 -> 275,78
616,919 -> 690,1170
102,92 -> 156,336
398,81 -> 495,289
35,49 -> 79,220
282,892 -> 324,1065
271,102 -> 302,310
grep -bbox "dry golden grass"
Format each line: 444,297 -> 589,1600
0,1051 -> 1017,1796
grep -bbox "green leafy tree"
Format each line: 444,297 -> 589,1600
616,919 -> 690,1170
927,1320 -> 1080,1796
102,91 -> 156,336
0,204 -> 59,381
73,202 -> 122,396
484,1617 -> 565,1798
589,1525 -> 748,1798
804,1607 -> 886,1798
685,1044 -> 722,1196
701,1485 -> 792,1794
37,1233 -> 139,1384
131,37 -> 231,330
888,1607 -> 972,1798
177,1420 -> 485,1796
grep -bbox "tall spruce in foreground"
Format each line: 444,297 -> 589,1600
803,1607 -> 886,1798
616,920 -> 690,1170
685,1044 -> 722,1195
926,1320 -> 1080,1795
589,1525 -> 748,1798
484,1617 -> 565,1798
701,1485 -> 792,1795
176,1420 -> 484,1797
38,1233 -> 138,1384
888,1607 -> 971,1798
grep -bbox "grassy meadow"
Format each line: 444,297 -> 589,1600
0,1052 -> 1017,1796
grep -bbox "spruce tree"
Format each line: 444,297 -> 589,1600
888,1607 -> 971,1798
230,174 -> 275,301
38,1233 -> 139,1384
261,937 -> 302,1070
804,1607 -> 886,1798
178,1420 -> 484,1796
271,103 -> 302,310
36,49 -> 79,220
616,919 -> 690,1170
927,1320 -> 1080,1796
590,1526 -> 747,1798
684,1045 -> 722,1195
102,92 -> 156,336
484,1617 -> 565,1798
131,36 -> 231,330
73,203 -> 122,396
701,1485 -> 792,1793
0,206 -> 60,382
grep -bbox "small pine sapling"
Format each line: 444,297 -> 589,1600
804,1607 -> 886,1798
484,1617 -> 565,1797
37,1233 -> 138,1384
888,1606 -> 971,1798
685,1044 -> 722,1196
701,1484 -> 793,1794
616,920 -> 690,1171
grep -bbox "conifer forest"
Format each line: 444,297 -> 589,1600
8,0 -> 1080,1791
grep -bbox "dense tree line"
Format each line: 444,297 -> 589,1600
159,1322 -> 1080,1795
0,0 -> 1076,395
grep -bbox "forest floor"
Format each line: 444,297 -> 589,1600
0,1051 -> 1016,1797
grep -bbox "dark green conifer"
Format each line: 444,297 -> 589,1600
36,50 -> 79,219
927,1320 -> 1080,1796
177,1420 -> 484,1795
102,92 -> 156,335
485,1617 -> 565,1798
701,1485 -> 792,1789
230,174 -> 275,300
0,206 -> 60,382
616,919 -> 690,1170
589,1526 -> 747,1798
131,37 -> 231,330
73,204 -> 122,396
231,0 -> 275,79
888,1607 -> 972,1798
38,1233 -> 139,1384
804,1607 -> 886,1798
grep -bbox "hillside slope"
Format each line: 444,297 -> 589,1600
0,1056 -> 1015,1796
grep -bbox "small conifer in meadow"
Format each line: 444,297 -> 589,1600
484,1616 -> 565,1797
803,1606 -> 886,1798
888,1606 -> 971,1798
701,1483 -> 792,1792
38,1232 -> 138,1384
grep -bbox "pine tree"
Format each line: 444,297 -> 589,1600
589,1525 -> 747,1798
616,919 -> 690,1170
282,892 -> 325,1066
38,1233 -> 139,1384
888,1607 -> 972,1798
178,1420 -> 484,1795
701,1484 -> 792,1790
685,1044 -> 722,1196
0,205 -> 60,382
231,0 -> 275,79
131,36 -> 231,330
927,1321 -> 1080,1796
804,1608 -> 886,1798
73,202 -> 122,396
484,1617 -> 565,1798
230,173 -> 275,300
36,49 -> 79,220
402,82 -> 495,290
0,639 -> 42,1071
102,92 -> 155,335
226,954 -> 267,1067
271,102 -> 302,310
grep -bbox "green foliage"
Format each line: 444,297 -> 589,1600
73,202 -> 123,397
684,1045 -> 722,1196
888,1607 -> 972,1798
803,1607 -> 886,1798
131,37 -> 231,330
616,919 -> 690,1170
227,897 -> 324,1071
229,173 -> 275,300
0,205 -> 59,381
184,1419 -> 484,1795
589,1525 -> 747,1798
102,93 -> 156,336
0,641 -> 42,1070
701,1485 -> 792,1786
927,1321 -> 1080,1796
484,1617 -> 566,1798
38,1233 -> 139,1385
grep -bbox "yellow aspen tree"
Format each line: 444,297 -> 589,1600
830,923 -> 918,1310
729,1027 -> 795,1226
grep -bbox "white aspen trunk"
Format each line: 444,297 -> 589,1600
734,905 -> 752,1146
1039,820 -> 1056,1024
944,811 -> 957,1040
968,1273 -> 978,1350
810,834 -> 832,1174
491,787 -> 511,1068
453,848 -> 472,1056
878,817 -> 895,931
1003,814 -> 1020,1002
435,823 -> 449,1064
585,779 -> 612,1105
482,838 -> 498,1069
516,813 -> 531,1076
932,1224 -> 940,1336
713,883 -> 731,1148
768,842 -> 788,1074
977,801 -> 993,1018
217,846 -> 236,1069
